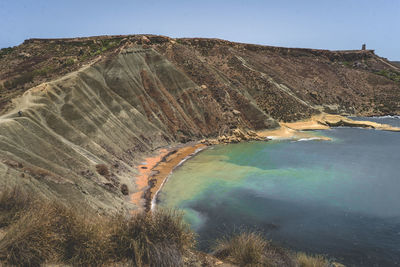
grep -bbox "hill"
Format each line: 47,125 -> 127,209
0,35 -> 399,212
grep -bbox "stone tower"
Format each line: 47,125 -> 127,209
362,44 -> 366,50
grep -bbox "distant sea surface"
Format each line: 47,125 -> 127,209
159,117 -> 400,267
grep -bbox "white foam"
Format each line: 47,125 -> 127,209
370,115 -> 400,119
295,137 -> 323,142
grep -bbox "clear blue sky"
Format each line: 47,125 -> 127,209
1,0 -> 399,60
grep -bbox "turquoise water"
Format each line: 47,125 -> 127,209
158,117 -> 400,266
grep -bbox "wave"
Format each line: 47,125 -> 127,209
370,115 -> 400,119
351,115 -> 400,119
294,137 -> 324,142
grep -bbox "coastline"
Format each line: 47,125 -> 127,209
132,143 -> 207,211
132,114 -> 400,212
150,145 -> 207,211
258,113 -> 400,140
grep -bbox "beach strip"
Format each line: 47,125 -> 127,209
132,143 -> 207,211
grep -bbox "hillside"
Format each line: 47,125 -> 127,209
0,35 -> 400,212
392,61 -> 400,68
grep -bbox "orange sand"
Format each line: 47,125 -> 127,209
132,144 -> 206,210
149,144 -> 206,205
131,148 -> 169,208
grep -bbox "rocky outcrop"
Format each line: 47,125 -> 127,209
202,129 -> 267,145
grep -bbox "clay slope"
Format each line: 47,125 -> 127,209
0,35 -> 399,211
0,41 -> 276,211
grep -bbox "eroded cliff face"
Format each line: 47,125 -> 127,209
0,35 -> 399,211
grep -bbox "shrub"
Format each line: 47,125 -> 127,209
65,58 -> 75,66
62,213 -> 111,266
296,252 -> 330,267
121,184 -> 129,195
3,80 -> 11,89
342,61 -> 351,67
214,231 -> 268,266
375,69 -> 400,83
109,209 -> 195,267
0,47 -> 14,58
213,231 -> 328,267
96,163 -> 109,176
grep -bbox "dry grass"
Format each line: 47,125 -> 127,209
214,231 -> 268,266
0,187 -> 30,227
0,188 -> 195,266
0,202 -> 71,266
110,209 -> 195,267
213,231 -> 329,267
296,252 -> 330,267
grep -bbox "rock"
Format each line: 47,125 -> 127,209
141,35 -> 150,43
247,130 -> 257,137
232,109 -> 241,115
310,91 -> 319,99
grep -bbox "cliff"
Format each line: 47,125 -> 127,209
0,35 -> 399,212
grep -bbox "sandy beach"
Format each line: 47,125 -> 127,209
131,148 -> 169,209
132,143 -> 207,211
258,113 -> 400,140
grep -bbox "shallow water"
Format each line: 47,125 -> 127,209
159,117 -> 400,266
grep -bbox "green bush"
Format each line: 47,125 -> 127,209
375,69 -> 400,83
65,58 -> 75,66
342,61 -> 351,67
0,47 -> 14,58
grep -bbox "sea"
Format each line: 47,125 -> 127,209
158,116 -> 400,267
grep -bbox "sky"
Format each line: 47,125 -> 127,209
0,0 -> 399,60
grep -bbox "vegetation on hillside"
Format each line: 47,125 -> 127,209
0,188 -> 194,266
375,69 -> 400,83
0,36 -> 124,113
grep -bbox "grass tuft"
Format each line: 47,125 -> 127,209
0,187 -> 30,228
214,231 -> 269,266
213,231 -> 329,267
110,209 -> 195,267
296,252 -> 330,267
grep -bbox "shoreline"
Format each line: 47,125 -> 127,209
132,114 -> 400,212
132,143 -> 207,212
258,113 -> 400,140
150,145 -> 207,211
